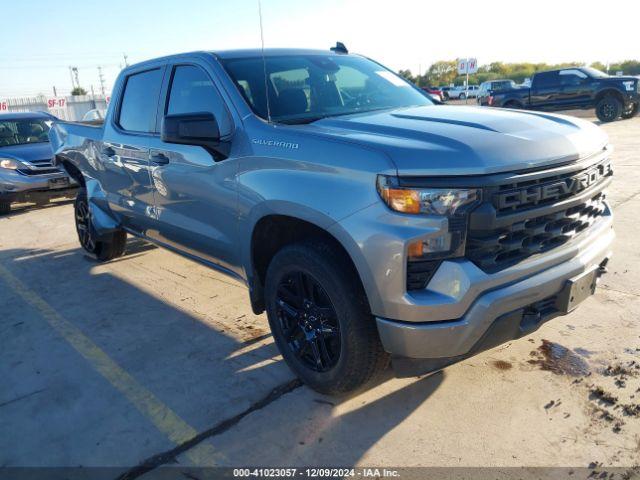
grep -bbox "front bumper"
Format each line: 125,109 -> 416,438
0,169 -> 78,202
375,219 -> 613,365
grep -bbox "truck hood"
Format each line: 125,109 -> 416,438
0,142 -> 53,163
306,105 -> 608,176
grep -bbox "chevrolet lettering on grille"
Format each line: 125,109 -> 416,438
494,161 -> 612,210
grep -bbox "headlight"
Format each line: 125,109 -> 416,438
0,158 -> 20,170
377,175 -> 479,216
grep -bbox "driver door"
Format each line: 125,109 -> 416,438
146,62 -> 241,275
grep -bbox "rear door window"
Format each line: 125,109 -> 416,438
166,65 -> 232,137
559,69 -> 588,86
118,68 -> 164,133
534,71 -> 560,89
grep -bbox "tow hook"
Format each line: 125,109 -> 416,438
596,258 -> 609,282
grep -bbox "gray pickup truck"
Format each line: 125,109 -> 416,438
50,47 -> 614,394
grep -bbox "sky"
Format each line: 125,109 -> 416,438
2,0 -> 639,98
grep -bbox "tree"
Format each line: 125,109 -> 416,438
71,87 -> 87,96
425,60 -> 457,87
398,69 -> 415,83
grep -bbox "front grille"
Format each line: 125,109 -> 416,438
494,159 -> 611,215
17,158 -> 59,176
467,192 -> 607,272
29,159 -> 54,167
466,155 -> 612,273
17,167 -> 60,176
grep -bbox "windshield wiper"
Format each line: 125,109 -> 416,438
279,115 -> 331,125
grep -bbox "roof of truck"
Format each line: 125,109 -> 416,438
122,48 -> 352,73
211,48 -> 345,59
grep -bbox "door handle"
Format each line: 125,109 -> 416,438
150,152 -> 170,165
101,146 -> 116,157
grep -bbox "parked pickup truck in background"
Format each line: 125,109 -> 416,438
477,79 -> 517,106
0,112 -> 77,214
50,47 -> 614,394
487,67 -> 640,122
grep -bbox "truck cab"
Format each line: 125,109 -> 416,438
490,67 -> 640,122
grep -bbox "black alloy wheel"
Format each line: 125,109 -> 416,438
596,96 -> 622,122
274,271 -> 340,372
74,188 -> 127,261
622,102 -> 639,119
75,194 -> 96,252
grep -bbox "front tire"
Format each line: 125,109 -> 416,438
595,95 -> 622,122
459,93 -> 466,100
265,241 -> 389,395
74,189 -> 127,261
621,102 -> 639,119
504,101 -> 522,109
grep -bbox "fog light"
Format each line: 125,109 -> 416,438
408,233 -> 452,259
423,234 -> 451,253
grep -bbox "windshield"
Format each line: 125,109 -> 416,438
582,67 -> 609,79
221,54 -> 432,124
0,118 -> 51,146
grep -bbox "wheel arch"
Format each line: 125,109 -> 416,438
595,88 -> 625,104
503,98 -> 524,109
57,155 -> 86,187
248,213 -> 369,315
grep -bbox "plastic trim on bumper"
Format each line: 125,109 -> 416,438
375,226 -> 614,359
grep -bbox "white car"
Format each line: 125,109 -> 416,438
448,85 -> 480,99
81,109 -> 106,123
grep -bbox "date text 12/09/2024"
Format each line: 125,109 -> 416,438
232,468 -> 400,478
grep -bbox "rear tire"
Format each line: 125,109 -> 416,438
621,102 -> 639,119
595,95 -> 622,122
0,200 -> 10,215
264,241 -> 389,395
74,188 -> 127,261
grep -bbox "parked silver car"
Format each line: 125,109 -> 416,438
0,112 -> 77,214
447,85 -> 480,99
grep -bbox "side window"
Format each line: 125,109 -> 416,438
118,69 -> 164,133
166,65 -> 232,136
534,71 -> 560,89
559,69 -> 588,86
237,80 -> 253,104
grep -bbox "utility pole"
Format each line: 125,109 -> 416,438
123,53 -> 129,67
97,66 -> 106,96
71,67 -> 80,91
53,86 -> 57,97
69,66 -> 76,89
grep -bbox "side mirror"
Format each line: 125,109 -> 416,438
162,112 -> 220,145
162,112 -> 229,159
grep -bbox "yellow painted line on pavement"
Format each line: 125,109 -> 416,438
0,262 -> 220,466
